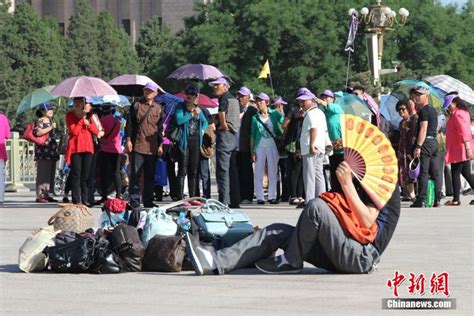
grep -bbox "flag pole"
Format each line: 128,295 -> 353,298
268,72 -> 275,99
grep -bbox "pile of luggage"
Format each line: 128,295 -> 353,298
18,198 -> 254,274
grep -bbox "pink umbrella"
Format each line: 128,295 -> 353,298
168,64 -> 229,81
51,76 -> 117,97
175,92 -> 218,108
362,92 -> 380,126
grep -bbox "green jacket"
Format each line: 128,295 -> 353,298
250,108 -> 284,152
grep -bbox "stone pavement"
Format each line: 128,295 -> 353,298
0,191 -> 472,315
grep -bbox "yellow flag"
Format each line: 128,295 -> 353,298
258,59 -> 270,79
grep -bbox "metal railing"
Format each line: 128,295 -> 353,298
5,132 -> 36,192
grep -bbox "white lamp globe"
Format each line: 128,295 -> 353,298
399,8 -> 409,17
348,8 -> 357,16
361,7 -> 369,15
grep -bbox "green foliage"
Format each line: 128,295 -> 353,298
65,0 -> 100,77
136,17 -> 185,90
96,11 -> 141,80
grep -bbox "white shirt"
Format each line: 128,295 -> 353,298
300,106 -> 327,156
258,117 -> 275,148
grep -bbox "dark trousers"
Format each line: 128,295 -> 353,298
216,131 -> 240,205
98,151 -> 122,200
87,151 -> 99,204
155,144 -> 179,201
129,151 -> 156,207
199,157 -> 211,199
451,160 -> 474,202
237,151 -> 254,201
329,153 -> 344,193
177,136 -> 200,199
276,157 -> 290,201
287,152 -> 304,198
70,152 -> 92,204
416,139 -> 441,202
214,198 -> 380,275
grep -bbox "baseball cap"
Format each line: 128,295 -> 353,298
272,97 -> 287,105
209,77 -> 229,87
144,81 -> 165,93
297,87 -> 311,96
255,92 -> 270,101
39,102 -> 55,111
412,82 -> 431,95
321,89 -> 335,98
237,86 -> 251,96
443,94 -> 457,109
184,83 -> 200,95
296,90 -> 316,101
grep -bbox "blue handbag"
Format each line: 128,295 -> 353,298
154,158 -> 167,187
141,207 -> 177,248
192,199 -> 254,247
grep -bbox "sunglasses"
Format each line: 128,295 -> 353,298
185,91 -> 198,96
398,107 -> 407,112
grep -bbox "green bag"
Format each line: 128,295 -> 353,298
425,179 -> 435,208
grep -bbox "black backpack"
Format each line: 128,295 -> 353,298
46,234 -> 96,273
109,224 -> 145,272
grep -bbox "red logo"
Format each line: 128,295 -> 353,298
387,271 -> 450,297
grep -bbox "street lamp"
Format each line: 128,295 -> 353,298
349,1 -> 409,89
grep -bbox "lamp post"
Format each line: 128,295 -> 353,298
349,1 -> 409,91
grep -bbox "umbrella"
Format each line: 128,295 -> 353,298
380,94 -> 403,130
424,74 -> 474,105
51,76 -> 117,98
154,93 -> 184,115
16,85 -> 56,115
175,92 -> 218,108
66,95 -> 131,108
391,79 -> 444,110
167,64 -> 229,81
334,93 -> 373,122
108,74 -> 163,97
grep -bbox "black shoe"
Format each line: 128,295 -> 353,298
257,200 -> 265,205
432,200 -> 441,208
62,197 -> 70,203
228,204 -> 241,209
46,197 -> 58,203
184,232 -> 217,276
296,202 -> 305,209
410,200 -> 425,208
255,255 -> 303,274
83,202 -> 94,208
269,199 -> 280,205
94,198 -> 106,206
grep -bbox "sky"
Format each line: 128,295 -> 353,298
440,0 -> 468,6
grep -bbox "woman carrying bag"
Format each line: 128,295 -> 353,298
251,92 -> 284,205
443,94 -> 474,206
174,83 -> 208,204
33,103 -> 59,203
66,97 -> 100,206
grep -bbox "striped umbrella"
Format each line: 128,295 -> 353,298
424,75 -> 474,105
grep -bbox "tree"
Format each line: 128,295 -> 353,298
0,2 -> 65,126
96,11 -> 141,80
136,17 -> 185,89
65,0 -> 100,77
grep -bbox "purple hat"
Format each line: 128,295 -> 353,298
144,81 -> 161,92
209,77 -> 229,87
272,97 -> 287,105
237,86 -> 251,96
39,102 -> 54,111
255,92 -> 270,102
296,90 -> 316,101
443,94 -> 457,109
321,89 -> 334,98
297,87 -> 311,96
85,96 -> 92,103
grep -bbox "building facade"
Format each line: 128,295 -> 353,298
13,0 -> 198,44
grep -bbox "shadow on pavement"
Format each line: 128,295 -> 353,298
0,264 -> 21,273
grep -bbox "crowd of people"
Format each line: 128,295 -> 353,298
0,78 -> 472,210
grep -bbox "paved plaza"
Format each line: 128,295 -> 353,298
0,191 -> 472,315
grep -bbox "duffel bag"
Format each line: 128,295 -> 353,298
18,226 -> 59,273
48,204 -> 94,234
192,199 -> 254,248
46,235 -> 96,273
142,207 -> 177,248
143,235 -> 186,272
110,224 -> 145,272
89,237 -> 125,274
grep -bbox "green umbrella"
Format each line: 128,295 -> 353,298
16,85 -> 56,115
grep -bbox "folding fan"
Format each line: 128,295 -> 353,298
340,114 -> 398,209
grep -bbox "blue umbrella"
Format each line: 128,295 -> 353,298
67,95 -> 130,107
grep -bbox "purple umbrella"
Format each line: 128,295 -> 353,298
51,76 -> 117,98
109,74 -> 164,97
167,64 -> 229,81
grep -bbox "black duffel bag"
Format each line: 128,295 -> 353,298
46,235 -> 96,273
89,237 -> 125,274
143,235 -> 186,272
110,224 -> 145,272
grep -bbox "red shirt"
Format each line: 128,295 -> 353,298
65,111 -> 99,164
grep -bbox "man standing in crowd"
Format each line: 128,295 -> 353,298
125,82 -> 164,208
237,86 -> 258,204
210,77 -> 241,208
298,89 -> 328,206
410,82 -> 441,208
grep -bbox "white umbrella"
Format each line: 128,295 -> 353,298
424,75 -> 474,105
